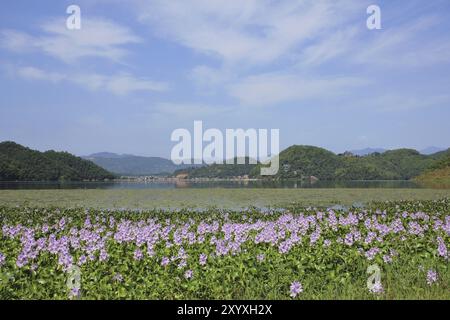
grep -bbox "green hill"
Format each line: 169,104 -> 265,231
415,151 -> 450,184
0,141 -> 115,181
174,157 -> 257,179
179,145 -> 448,180
336,149 -> 435,180
262,145 -> 343,180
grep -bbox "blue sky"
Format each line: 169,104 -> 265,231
0,0 -> 449,157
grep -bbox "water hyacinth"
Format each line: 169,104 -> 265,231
184,270 -> 193,280
290,281 -> 303,298
369,282 -> 384,294
436,236 -> 448,259
161,256 -> 170,267
0,199 -> 449,299
133,249 -> 143,261
0,252 -> 5,267
199,253 -> 208,266
113,273 -> 123,283
426,269 -> 438,286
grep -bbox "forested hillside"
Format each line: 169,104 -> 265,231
0,142 -> 115,181
179,145 -> 449,180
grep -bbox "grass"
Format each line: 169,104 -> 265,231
0,188 -> 450,209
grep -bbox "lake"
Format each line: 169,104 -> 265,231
0,180 -> 434,190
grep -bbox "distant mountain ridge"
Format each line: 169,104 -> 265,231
86,152 -> 134,159
347,147 -> 447,156
419,146 -> 446,155
0,141 -> 115,181
83,153 -> 200,176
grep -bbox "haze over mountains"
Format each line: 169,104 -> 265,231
83,153 -> 199,176
348,147 -> 446,156
347,148 -> 387,156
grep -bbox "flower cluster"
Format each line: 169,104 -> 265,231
0,202 -> 448,299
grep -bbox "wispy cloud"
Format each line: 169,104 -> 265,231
354,15 -> 450,67
155,102 -> 232,118
360,93 -> 450,112
1,18 -> 141,63
229,72 -> 367,107
297,27 -> 359,67
13,66 -> 168,95
137,0 -> 360,66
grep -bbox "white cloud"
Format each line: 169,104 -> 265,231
155,102 -> 231,118
1,18 -> 141,63
14,66 -> 168,96
229,73 -> 367,106
354,15 -> 450,67
17,66 -> 65,83
137,0 -> 360,66
361,93 -> 450,112
298,27 -> 359,67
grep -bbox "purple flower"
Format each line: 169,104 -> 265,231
323,239 -> 331,247
184,269 -> 193,279
99,249 -> 109,262
256,254 -> 265,262
426,269 -> 438,285
344,233 -> 354,246
161,257 -> 170,267
289,281 -> 303,298
69,287 -> 80,299
437,237 -> 448,259
199,253 -> 208,266
113,273 -> 123,283
0,253 -> 5,267
178,259 -> 187,269
133,249 -> 143,261
382,254 -> 393,264
365,247 -> 380,261
369,281 -> 384,294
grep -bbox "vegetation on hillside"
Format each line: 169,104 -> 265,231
0,141 -> 115,181
180,145 -> 449,180
174,157 -> 257,178
415,153 -> 450,183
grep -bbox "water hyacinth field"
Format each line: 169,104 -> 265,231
0,199 -> 449,300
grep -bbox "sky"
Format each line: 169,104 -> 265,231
0,0 -> 449,158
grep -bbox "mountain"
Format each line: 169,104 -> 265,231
84,153 -> 199,176
180,146 -> 345,180
0,141 -> 115,181
419,146 -> 446,155
181,145 -> 447,180
86,152 -> 131,159
269,145 -> 343,180
347,148 -> 387,156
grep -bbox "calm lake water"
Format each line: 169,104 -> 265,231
0,180 -> 429,190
